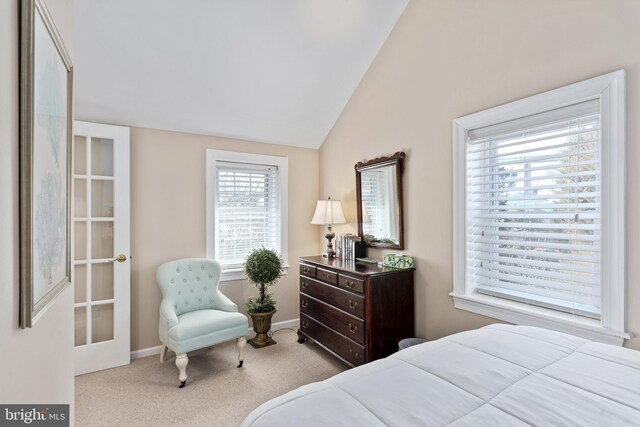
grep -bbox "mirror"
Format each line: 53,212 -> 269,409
355,152 -> 405,249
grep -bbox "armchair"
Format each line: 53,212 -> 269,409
156,258 -> 248,388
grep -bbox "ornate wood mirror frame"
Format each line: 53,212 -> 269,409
355,152 -> 405,250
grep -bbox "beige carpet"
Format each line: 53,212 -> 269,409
75,329 -> 348,427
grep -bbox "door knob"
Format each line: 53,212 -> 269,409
114,254 -> 127,263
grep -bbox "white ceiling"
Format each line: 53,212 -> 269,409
74,0 -> 408,149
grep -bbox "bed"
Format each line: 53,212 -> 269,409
241,324 -> 640,426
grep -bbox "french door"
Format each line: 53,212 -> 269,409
73,121 -> 130,375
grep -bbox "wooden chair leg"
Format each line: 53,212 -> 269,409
237,337 -> 246,368
176,354 -> 189,388
159,344 -> 167,364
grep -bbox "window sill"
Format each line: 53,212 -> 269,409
220,265 -> 290,282
450,292 -> 631,346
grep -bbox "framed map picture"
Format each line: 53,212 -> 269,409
20,0 -> 73,327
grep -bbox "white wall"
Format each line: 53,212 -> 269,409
0,0 -> 75,419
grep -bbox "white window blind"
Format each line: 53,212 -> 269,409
214,161 -> 280,269
465,99 -> 602,319
361,170 -> 388,238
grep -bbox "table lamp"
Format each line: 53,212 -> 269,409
311,197 -> 346,258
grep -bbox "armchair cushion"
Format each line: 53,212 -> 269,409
167,310 -> 248,354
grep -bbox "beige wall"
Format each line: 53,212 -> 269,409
0,0 -> 75,414
129,127 -> 319,351
319,0 -> 640,349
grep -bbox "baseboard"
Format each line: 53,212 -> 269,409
130,318 -> 300,360
131,345 -> 163,360
261,318 -> 300,334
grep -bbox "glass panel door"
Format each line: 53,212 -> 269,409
73,121 -> 130,375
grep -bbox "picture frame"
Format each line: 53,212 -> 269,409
20,0 -> 73,327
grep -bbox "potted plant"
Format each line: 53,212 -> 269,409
243,247 -> 283,348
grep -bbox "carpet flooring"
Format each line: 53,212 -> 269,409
75,329 -> 348,427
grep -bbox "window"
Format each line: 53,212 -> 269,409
361,170 -> 389,238
206,150 -> 288,281
360,164 -> 399,243
452,71 -> 627,345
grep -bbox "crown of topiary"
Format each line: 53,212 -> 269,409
243,247 -> 283,287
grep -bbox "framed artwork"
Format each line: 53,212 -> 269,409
20,0 -> 73,327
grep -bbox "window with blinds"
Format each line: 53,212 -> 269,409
360,170 -> 387,238
465,99 -> 602,319
214,161 -> 280,270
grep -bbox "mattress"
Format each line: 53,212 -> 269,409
241,324 -> 640,426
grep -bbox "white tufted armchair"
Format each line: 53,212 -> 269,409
156,258 -> 248,388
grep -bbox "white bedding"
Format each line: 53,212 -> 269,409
241,324 -> 640,426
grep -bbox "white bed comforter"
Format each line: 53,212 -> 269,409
241,324 -> 640,426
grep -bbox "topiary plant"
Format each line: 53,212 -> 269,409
243,247 -> 283,314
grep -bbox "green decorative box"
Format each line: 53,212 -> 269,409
382,254 -> 415,269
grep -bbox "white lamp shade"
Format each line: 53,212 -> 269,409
311,199 -> 347,225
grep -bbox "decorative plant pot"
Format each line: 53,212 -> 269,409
248,308 -> 277,348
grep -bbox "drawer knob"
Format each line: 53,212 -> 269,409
301,300 -> 309,308
301,321 -> 309,329
348,348 -> 360,359
303,267 -> 310,273
345,280 -> 354,289
301,281 -> 309,289
349,300 -> 359,310
348,324 -> 358,334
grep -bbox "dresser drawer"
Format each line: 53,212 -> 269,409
300,314 -> 365,366
300,277 -> 365,319
300,263 -> 316,278
338,274 -> 364,294
300,294 -> 365,345
316,267 -> 338,285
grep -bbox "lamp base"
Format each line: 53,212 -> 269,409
324,225 -> 336,258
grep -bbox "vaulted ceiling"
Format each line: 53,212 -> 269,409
74,0 -> 408,148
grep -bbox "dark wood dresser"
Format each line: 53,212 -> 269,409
297,256 -> 414,367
